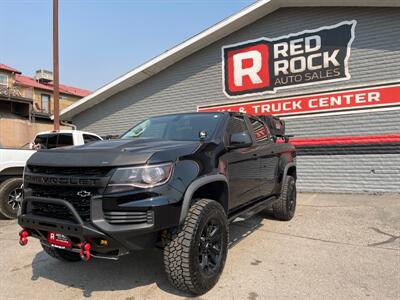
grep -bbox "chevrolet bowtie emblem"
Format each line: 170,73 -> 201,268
77,190 -> 91,197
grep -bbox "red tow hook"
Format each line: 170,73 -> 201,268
19,230 -> 29,246
80,242 -> 91,261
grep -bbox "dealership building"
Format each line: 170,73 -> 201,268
60,0 -> 400,193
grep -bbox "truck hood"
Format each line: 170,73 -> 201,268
27,139 -> 202,167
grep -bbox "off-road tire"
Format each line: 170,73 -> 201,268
164,199 -> 228,295
273,175 -> 296,221
41,242 -> 81,262
0,177 -> 23,219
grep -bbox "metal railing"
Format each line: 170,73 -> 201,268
0,85 -> 23,98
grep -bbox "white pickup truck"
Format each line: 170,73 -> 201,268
0,130 -> 102,219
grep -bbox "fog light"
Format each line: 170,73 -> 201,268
99,239 -> 108,247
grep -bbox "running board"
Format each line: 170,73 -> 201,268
228,196 -> 277,223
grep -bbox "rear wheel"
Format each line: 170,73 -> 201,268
0,177 -> 23,219
273,175 -> 296,221
41,242 -> 81,262
164,199 -> 228,295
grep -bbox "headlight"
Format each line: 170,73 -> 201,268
106,163 -> 173,193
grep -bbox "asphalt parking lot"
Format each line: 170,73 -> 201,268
0,193 -> 399,300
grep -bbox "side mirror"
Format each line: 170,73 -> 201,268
228,132 -> 252,149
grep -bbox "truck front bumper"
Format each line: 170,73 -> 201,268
18,190 -> 183,256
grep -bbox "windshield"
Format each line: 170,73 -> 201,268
121,113 -> 223,141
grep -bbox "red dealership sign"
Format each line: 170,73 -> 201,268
222,21 -> 356,97
198,83 -> 400,117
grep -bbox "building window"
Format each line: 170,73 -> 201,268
0,74 -> 8,87
23,87 -> 33,99
41,94 -> 51,113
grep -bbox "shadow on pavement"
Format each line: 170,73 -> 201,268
30,212 -> 270,298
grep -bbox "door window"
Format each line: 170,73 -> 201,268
226,115 -> 252,146
83,134 -> 101,144
57,134 -> 73,147
46,134 -> 58,149
33,133 -> 73,149
227,115 -> 250,135
33,134 -> 48,149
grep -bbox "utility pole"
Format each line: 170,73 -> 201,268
53,0 -> 60,131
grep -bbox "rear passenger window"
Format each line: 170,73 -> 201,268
57,134 -> 73,147
83,134 -> 101,144
249,117 -> 270,143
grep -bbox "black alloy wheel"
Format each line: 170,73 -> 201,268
8,186 -> 23,211
198,218 -> 223,275
0,178 -> 24,219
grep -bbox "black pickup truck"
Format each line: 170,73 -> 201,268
18,112 -> 296,295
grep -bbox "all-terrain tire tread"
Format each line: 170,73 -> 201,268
163,199 -> 227,295
273,175 -> 295,221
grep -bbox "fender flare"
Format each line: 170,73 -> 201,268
179,174 -> 228,224
281,162 -> 296,193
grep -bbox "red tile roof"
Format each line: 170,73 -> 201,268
0,63 -> 21,74
15,74 -> 91,97
1,62 -> 91,98
54,83 -> 91,97
15,75 -> 53,91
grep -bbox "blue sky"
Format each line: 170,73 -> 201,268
1,0 -> 255,91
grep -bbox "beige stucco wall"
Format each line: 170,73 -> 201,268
0,117 -> 68,148
32,90 -> 80,113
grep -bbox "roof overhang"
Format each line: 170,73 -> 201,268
60,0 -> 400,120
0,96 -> 33,104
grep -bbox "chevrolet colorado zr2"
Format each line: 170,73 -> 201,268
18,112 -> 297,295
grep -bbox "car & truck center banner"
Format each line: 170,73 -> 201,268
198,83 -> 400,117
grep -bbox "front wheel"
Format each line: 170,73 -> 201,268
0,177 -> 23,219
164,199 -> 228,295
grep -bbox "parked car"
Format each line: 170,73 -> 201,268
0,130 -> 102,218
18,112 -> 296,295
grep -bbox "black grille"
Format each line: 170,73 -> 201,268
30,185 -> 95,222
31,202 -> 78,221
28,165 -> 111,177
103,210 -> 154,225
